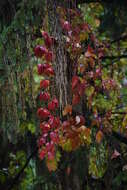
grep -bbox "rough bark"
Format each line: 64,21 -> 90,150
47,0 -> 70,115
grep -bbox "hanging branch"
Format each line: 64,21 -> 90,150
102,54 -> 127,60
112,131 -> 127,145
75,0 -> 127,5
7,148 -> 38,190
110,34 -> 127,44
75,0 -> 111,5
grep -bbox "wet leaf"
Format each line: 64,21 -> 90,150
96,130 -> 103,144
63,104 -> 72,116
111,149 -> 121,160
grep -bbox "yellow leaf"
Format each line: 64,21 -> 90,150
77,125 -> 87,132
55,151 -> 61,162
95,18 -> 100,27
63,104 -> 72,116
80,32 -> 88,41
122,114 -> 127,128
85,86 -> 94,97
60,138 -> 72,152
46,158 -> 57,172
78,126 -> 91,145
96,130 -> 103,144
84,127 -> 91,138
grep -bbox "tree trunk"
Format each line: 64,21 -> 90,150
47,0 -> 71,116
46,1 -> 89,190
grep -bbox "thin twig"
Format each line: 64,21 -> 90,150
110,34 -> 127,44
111,112 -> 127,115
102,54 -> 127,60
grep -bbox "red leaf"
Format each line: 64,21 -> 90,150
40,80 -> 50,89
62,121 -> 70,129
72,94 -> 80,105
47,151 -> 55,160
96,130 -> 103,144
34,45 -> 47,58
45,51 -> 53,62
85,45 -> 95,58
61,20 -> 71,31
48,101 -> 56,111
38,137 -> 46,147
52,98 -> 59,108
55,117 -> 60,127
48,98 -> 58,111
37,108 -> 50,119
48,116 -> 60,128
95,67 -> 101,77
39,148 -> 47,160
80,23 -> 90,32
75,115 -> 85,126
39,92 -> 50,101
37,64 -> 44,75
77,83 -> 85,96
72,76 -> 80,91
50,131 -> 59,143
44,67 -> 54,76
63,104 -> 72,116
42,31 -> 53,48
46,141 -> 54,152
66,166 -> 71,176
111,149 -> 121,160
40,122 -> 51,133
42,31 -> 49,39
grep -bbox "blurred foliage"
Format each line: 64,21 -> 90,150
0,0 -> 45,137
1,1 -> 127,190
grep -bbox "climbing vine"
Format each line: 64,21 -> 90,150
34,4 -> 127,175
